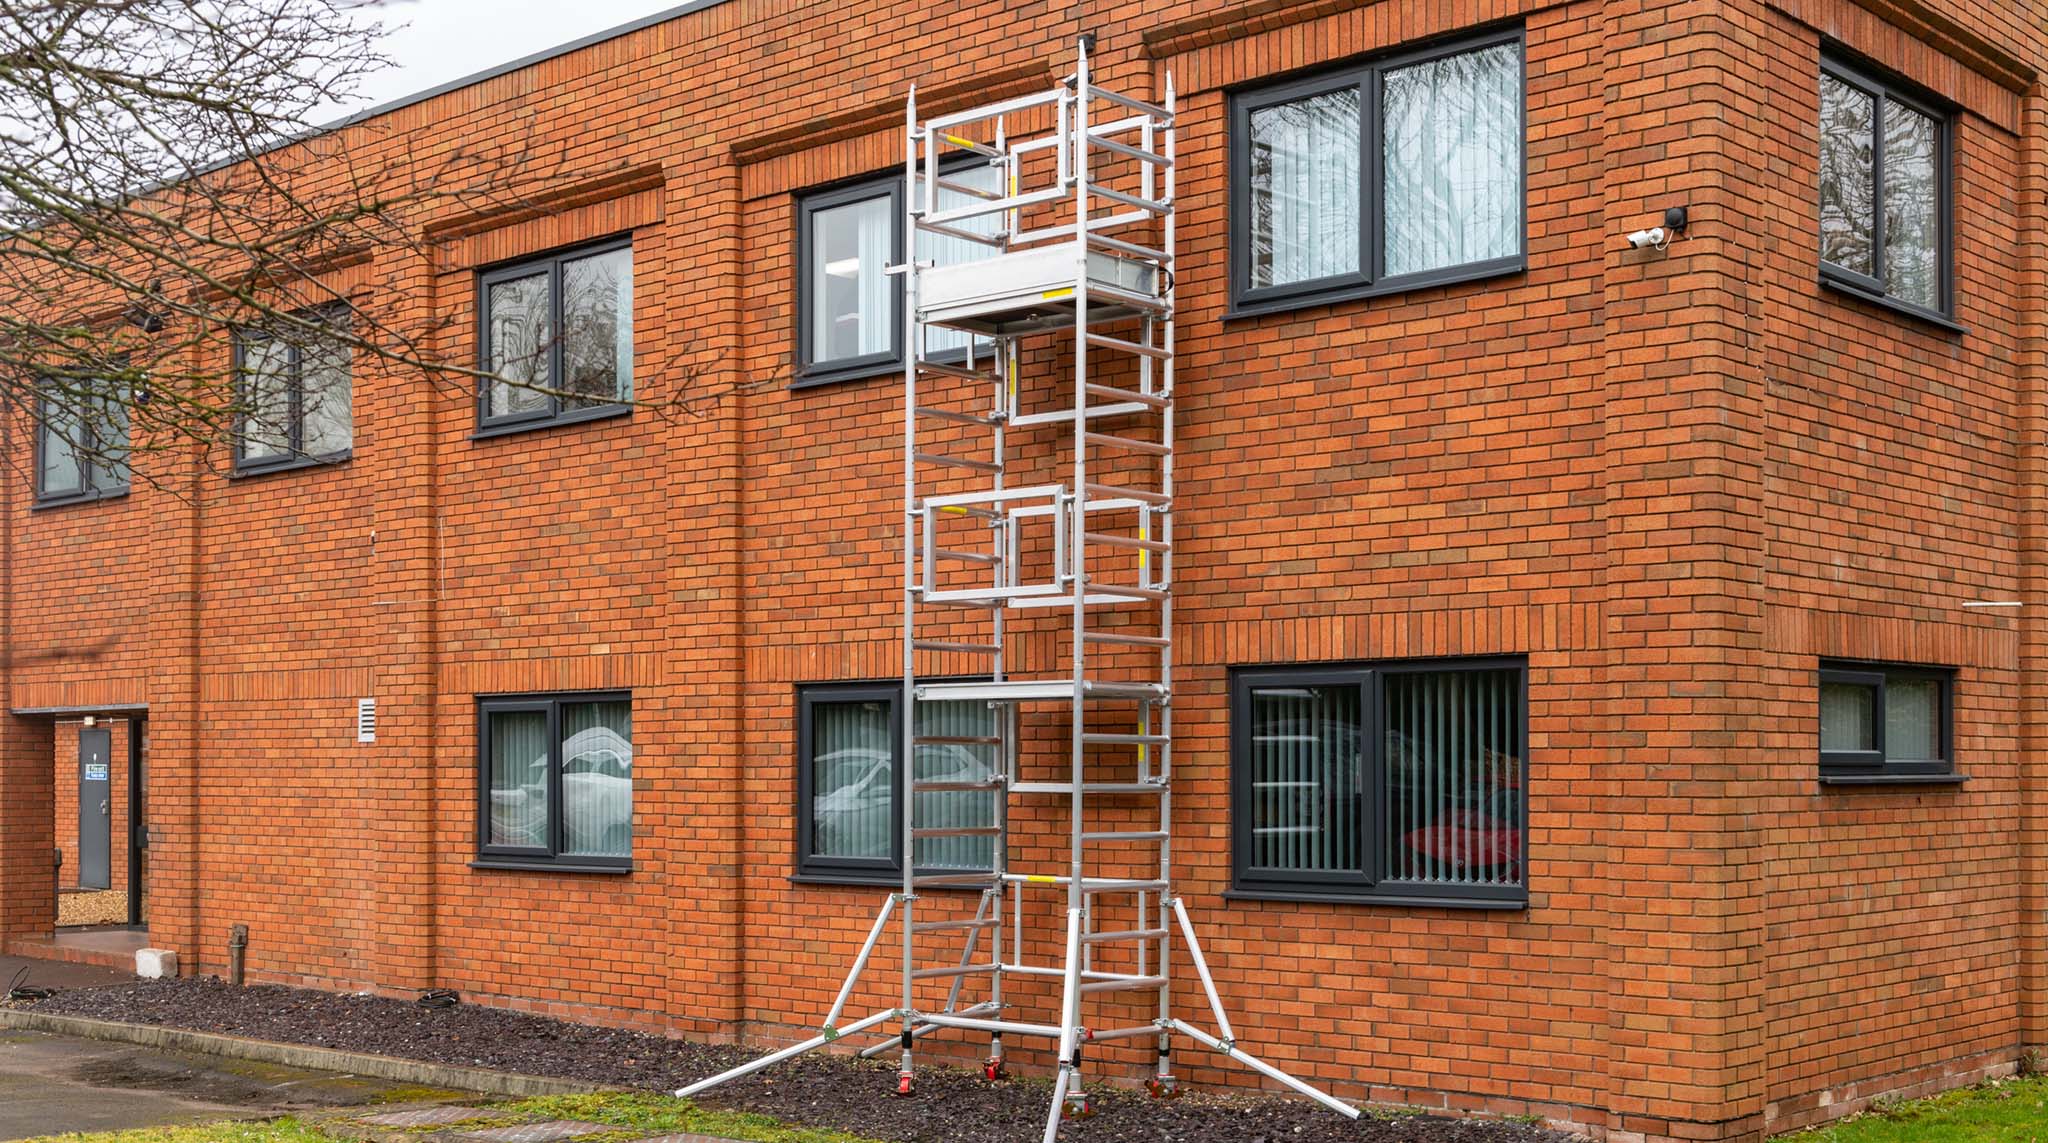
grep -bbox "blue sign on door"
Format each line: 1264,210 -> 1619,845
83,762 -> 108,782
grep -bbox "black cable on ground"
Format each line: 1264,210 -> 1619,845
6,965 -> 55,1002
415,988 -> 460,1009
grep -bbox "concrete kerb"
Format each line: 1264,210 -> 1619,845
0,1005 -> 618,1099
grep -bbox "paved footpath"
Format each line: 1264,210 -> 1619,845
0,1026 -> 440,1141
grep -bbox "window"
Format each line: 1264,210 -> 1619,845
234,313 -> 353,472
1230,658 -> 1526,906
1818,661 -> 1955,782
35,375 -> 129,504
1230,29 -> 1525,315
796,164 -> 1000,385
1817,54 -> 1952,319
477,692 -> 632,870
795,682 -> 997,882
477,239 -> 633,432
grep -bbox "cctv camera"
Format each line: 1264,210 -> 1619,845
1626,226 -> 1667,250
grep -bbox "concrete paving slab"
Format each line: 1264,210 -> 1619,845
357,1105 -> 497,1127
0,1027 -> 458,1141
456,1121 -> 614,1143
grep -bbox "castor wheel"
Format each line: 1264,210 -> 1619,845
1064,1093 -> 1096,1119
983,1056 -> 1007,1081
1145,1077 -> 1181,1099
895,1074 -> 914,1097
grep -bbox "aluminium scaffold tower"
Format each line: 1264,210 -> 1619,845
679,36 -> 1360,1141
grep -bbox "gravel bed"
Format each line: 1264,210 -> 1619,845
29,978 -> 1579,1143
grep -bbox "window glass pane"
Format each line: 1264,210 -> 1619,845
1248,87 -> 1361,289
1383,669 -> 1522,888
917,165 -> 1001,358
561,248 -> 633,408
37,397 -> 85,495
486,272 -> 553,418
1819,681 -> 1877,752
911,700 -> 996,870
1819,74 -> 1876,277
487,710 -> 550,849
811,699 -> 893,861
1882,100 -> 1940,309
812,194 -> 893,364
298,335 -> 352,457
90,385 -> 129,491
1246,684 -> 1363,876
1382,41 -> 1523,277
561,700 -> 632,857
237,340 -> 294,461
1885,678 -> 1940,762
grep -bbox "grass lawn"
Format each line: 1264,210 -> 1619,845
20,1092 -> 888,1143
1776,1075 -> 2048,1143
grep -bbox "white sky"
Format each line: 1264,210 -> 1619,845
331,0 -> 688,118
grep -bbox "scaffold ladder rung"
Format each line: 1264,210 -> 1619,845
1083,481 -> 1169,505
1083,431 -> 1169,455
1083,530 -> 1169,552
1082,630 -> 1170,648
915,450 -> 1001,473
912,640 -> 999,655
1082,927 -> 1169,944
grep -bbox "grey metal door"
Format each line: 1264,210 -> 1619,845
77,727 -> 111,891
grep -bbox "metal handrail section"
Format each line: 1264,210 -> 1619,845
674,36 -> 1358,1136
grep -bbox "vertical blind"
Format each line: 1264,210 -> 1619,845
1381,41 -> 1522,277
237,339 -> 294,461
1248,87 -> 1362,288
1247,686 -> 1364,875
814,195 -> 893,363
1245,667 -> 1523,890
911,700 -> 997,870
810,695 -> 995,870
1819,682 -> 1876,753
811,699 -> 894,861
1883,678 -> 1939,762
561,700 -> 632,857
487,709 -> 550,849
1382,668 -> 1521,888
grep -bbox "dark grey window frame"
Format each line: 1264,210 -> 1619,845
474,235 -> 634,437
792,160 -> 995,389
1817,51 -> 1958,329
792,679 -> 994,887
33,374 -> 130,508
1227,656 -> 1529,909
1226,25 -> 1528,319
1817,660 -> 1960,785
231,306 -> 354,477
474,689 -> 633,873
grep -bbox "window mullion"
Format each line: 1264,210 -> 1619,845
1871,90 -> 1888,291
1362,70 -> 1381,286
287,347 -> 306,456
547,261 -> 566,418
1361,673 -> 1380,888
547,699 -> 565,859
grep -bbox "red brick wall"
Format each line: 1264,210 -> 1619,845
4,0 -> 2046,1139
